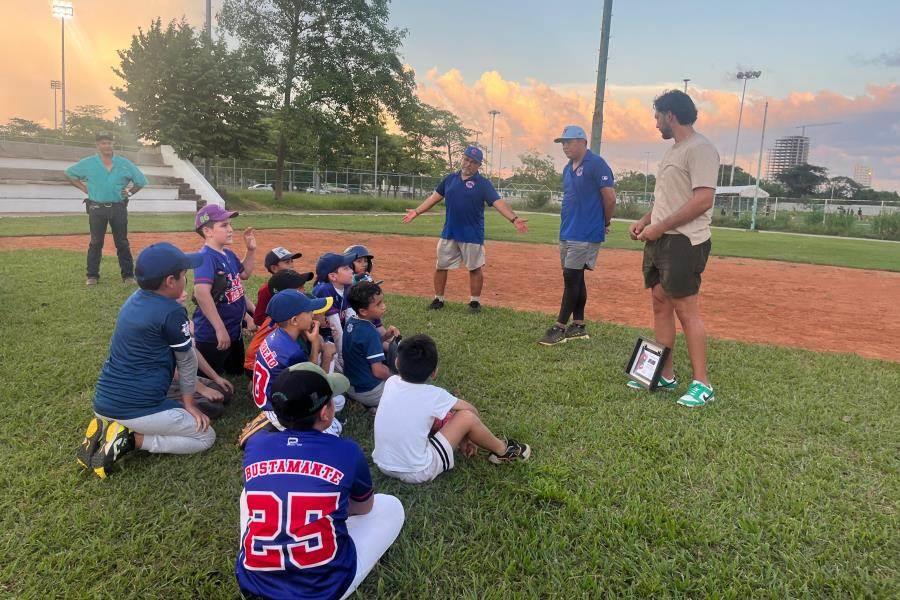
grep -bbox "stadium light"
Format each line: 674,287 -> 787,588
729,69 -> 762,187
51,1 -> 73,135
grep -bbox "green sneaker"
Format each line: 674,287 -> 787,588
677,380 -> 715,408
627,375 -> 677,391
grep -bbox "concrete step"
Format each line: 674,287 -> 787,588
0,197 -> 197,213
0,167 -> 183,187
0,182 -> 179,200
0,140 -> 166,167
0,156 -> 179,178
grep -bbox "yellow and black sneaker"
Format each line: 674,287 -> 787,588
91,421 -> 135,479
76,417 -> 107,470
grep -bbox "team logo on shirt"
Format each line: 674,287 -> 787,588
287,437 -> 300,447
576,166 -> 584,176
601,175 -> 609,181
465,180 -> 475,189
346,321 -> 354,333
180,321 -> 191,338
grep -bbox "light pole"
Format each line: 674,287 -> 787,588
205,0 -> 212,38
750,101 -> 769,231
50,80 -> 62,130
497,137 -> 504,188
488,110 -> 500,177
683,78 -> 690,92
473,130 -> 482,146
51,1 -> 73,135
729,69 -> 761,187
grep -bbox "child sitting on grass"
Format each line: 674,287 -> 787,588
373,334 -> 530,484
343,282 -> 400,410
253,245 -> 305,326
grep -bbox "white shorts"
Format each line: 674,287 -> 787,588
436,238 -> 485,271
377,432 -> 455,484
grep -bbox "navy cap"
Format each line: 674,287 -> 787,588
270,369 -> 335,422
554,125 -> 588,143
266,289 -> 332,322
463,146 -> 484,164
135,242 -> 203,282
315,252 -> 355,281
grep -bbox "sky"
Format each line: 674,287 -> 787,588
2,0 -> 898,189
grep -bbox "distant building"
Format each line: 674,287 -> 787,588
767,136 -> 809,180
853,165 -> 872,188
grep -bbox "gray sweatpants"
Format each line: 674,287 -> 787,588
97,408 -> 216,455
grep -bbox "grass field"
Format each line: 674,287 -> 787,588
1,211 -> 898,271
1,249 -> 897,598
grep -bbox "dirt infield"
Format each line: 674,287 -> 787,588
3,229 -> 898,362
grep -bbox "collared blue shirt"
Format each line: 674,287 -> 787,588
560,150 -> 615,243
436,171 -> 500,244
93,289 -> 192,420
342,316 -> 385,393
64,154 -> 148,202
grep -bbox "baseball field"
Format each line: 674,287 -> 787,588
0,213 -> 897,597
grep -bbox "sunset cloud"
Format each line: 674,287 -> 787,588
417,69 -> 900,189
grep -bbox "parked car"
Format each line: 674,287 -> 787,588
247,183 -> 273,191
304,186 -> 331,194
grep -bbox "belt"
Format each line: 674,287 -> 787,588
85,199 -> 122,208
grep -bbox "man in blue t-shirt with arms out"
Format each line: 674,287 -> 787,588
403,145 -> 528,313
539,125 -> 616,346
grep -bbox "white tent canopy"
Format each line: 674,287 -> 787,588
715,185 -> 770,198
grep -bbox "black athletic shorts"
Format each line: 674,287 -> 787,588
642,233 -> 711,298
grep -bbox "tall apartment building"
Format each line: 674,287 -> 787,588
766,135 -> 809,179
853,165 -> 872,188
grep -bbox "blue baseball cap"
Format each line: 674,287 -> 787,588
315,252 -> 356,281
554,125 -> 588,143
266,289 -> 332,322
135,242 -> 203,282
463,146 -> 484,164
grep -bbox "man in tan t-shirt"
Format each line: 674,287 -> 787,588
629,90 -> 719,408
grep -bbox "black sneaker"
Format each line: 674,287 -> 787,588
76,417 -> 106,470
489,439 -> 532,464
428,298 -> 445,310
91,421 -> 136,479
538,325 -> 567,346
564,323 -> 589,340
468,300 -> 481,313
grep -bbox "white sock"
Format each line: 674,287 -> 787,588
470,296 -> 480,303
435,295 -> 445,302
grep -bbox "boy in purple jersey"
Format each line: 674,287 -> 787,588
192,204 -> 257,376
236,365 -> 405,600
252,290 -> 342,433
312,252 -> 356,369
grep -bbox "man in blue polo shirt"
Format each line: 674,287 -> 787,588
403,145 -> 528,313
65,132 -> 149,287
538,125 -> 616,346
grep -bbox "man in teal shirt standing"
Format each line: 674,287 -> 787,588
65,132 -> 148,286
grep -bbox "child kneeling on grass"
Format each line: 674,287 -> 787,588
372,334 -> 530,484
76,243 -> 214,479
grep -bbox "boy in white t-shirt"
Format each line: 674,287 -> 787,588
372,334 -> 531,484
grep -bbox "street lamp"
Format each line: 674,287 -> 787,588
683,78 -> 690,93
729,69 -> 761,187
472,130 -> 482,146
488,110 -> 500,177
51,1 -> 73,135
50,80 -> 62,130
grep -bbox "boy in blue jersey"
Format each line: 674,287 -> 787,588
403,145 -> 527,313
539,125 -> 616,346
76,243 -> 215,479
312,252 -> 357,369
251,290 -> 345,436
236,365 -> 405,600
192,204 -> 258,376
342,282 -> 400,409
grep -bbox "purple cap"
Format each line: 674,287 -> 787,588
195,204 -> 239,229
463,146 -> 484,164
